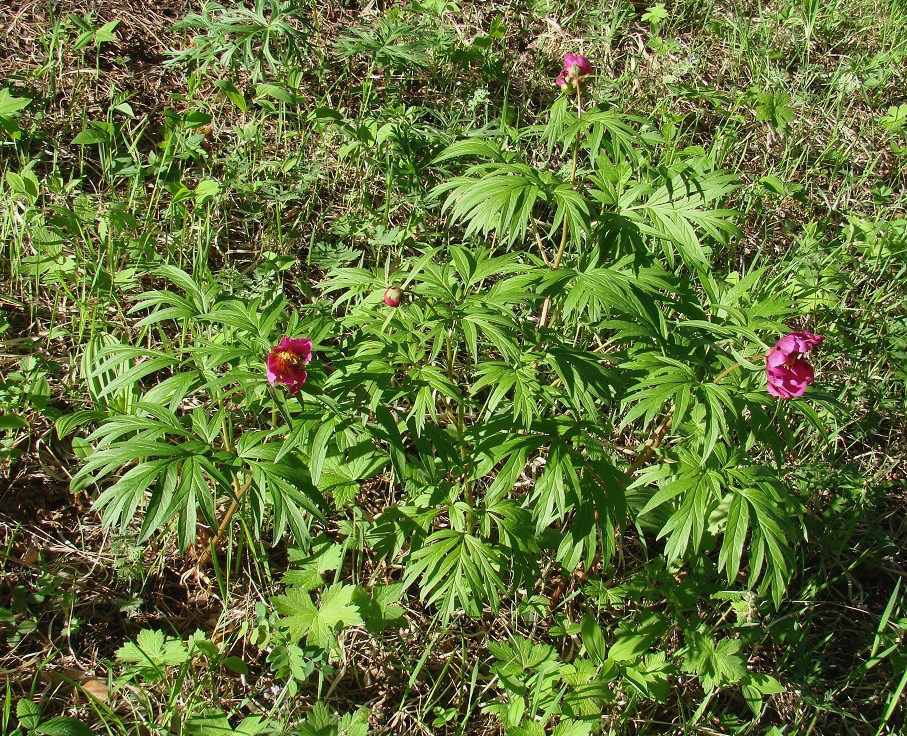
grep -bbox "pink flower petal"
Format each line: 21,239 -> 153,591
774,331 -> 823,357
766,347 -> 788,368
563,53 -> 592,76
765,330 -> 823,399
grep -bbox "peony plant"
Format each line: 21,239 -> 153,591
67,50 -> 837,622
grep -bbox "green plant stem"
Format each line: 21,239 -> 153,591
627,409 -> 674,476
446,328 -> 474,534
458,402 -> 474,527
713,350 -> 771,384
193,416 -> 249,571
531,218 -> 552,265
539,83 -> 583,329
196,475 -> 252,570
713,360 -> 744,384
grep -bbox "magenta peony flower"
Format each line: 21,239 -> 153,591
383,286 -> 402,307
563,53 -> 593,76
557,53 -> 592,89
765,330 -> 823,399
267,336 -> 312,394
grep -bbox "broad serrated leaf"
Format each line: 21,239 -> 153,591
274,583 -> 362,650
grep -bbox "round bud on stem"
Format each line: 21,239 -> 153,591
383,286 -> 402,307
